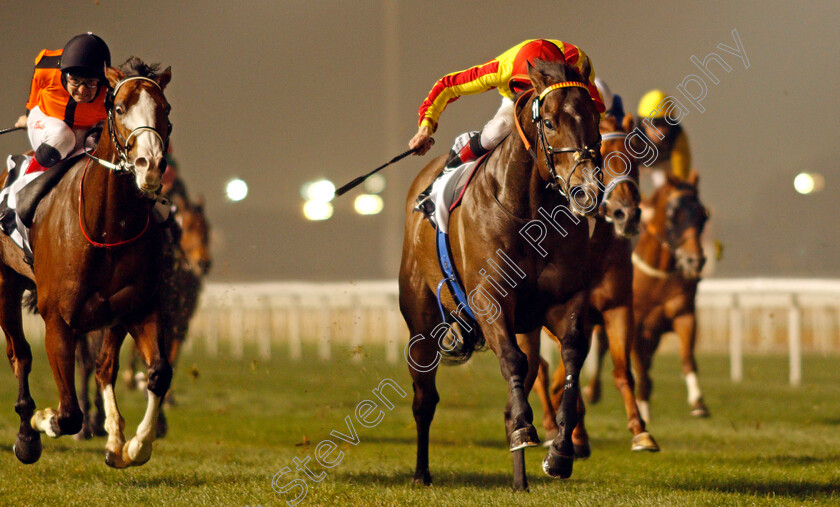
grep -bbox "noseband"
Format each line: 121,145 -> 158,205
85,76 -> 171,175
514,83 -> 601,198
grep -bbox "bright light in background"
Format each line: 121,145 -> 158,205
363,174 -> 386,194
354,194 -> 384,215
301,179 -> 336,202
303,200 -> 333,221
225,178 -> 248,201
793,172 -> 825,195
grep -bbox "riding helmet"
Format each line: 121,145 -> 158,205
59,33 -> 111,79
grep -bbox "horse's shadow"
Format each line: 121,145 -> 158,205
336,469 -> 557,489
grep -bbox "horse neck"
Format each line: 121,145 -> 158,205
82,130 -> 151,233
487,108 -> 552,219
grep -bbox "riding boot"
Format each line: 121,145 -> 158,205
444,131 -> 488,169
0,195 -> 17,236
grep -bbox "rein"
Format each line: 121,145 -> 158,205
78,155 -> 150,248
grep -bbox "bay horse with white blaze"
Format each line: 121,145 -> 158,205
0,57 -> 173,467
401,59 -> 603,490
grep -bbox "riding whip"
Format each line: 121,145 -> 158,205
0,126 -> 25,135
334,140 -> 433,197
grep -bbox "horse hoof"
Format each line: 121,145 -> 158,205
691,400 -> 710,418
573,442 -> 591,460
631,431 -> 660,452
542,446 -> 574,479
13,434 -> 42,464
105,450 -> 129,469
412,470 -> 432,486
509,425 -> 540,451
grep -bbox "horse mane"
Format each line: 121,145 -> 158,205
118,56 -> 162,79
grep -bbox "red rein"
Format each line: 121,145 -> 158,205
78,155 -> 150,248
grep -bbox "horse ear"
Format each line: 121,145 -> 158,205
527,61 -> 550,92
156,66 -> 172,91
105,67 -> 123,88
622,114 -> 635,133
578,58 -> 592,83
687,168 -> 699,188
665,172 -> 682,188
193,194 -> 205,209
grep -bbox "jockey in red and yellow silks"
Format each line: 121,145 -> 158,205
409,39 -> 605,165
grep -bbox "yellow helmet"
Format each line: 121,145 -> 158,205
638,89 -> 667,119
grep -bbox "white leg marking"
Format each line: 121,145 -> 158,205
125,389 -> 160,463
103,385 -> 126,452
32,407 -> 59,437
638,401 -> 651,425
685,372 -> 703,404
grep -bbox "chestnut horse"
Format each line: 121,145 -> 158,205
0,57 -> 173,467
401,59 -> 603,491
77,194 -> 211,439
531,112 -> 659,454
627,171 -> 708,422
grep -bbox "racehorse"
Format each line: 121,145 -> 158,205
400,59 -> 603,491
531,113 -> 660,453
0,57 -> 173,467
628,171 -> 708,422
77,194 -> 211,439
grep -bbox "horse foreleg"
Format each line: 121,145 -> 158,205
121,310 -> 172,466
632,325 -> 661,425
602,306 -> 659,452
96,325 -> 129,468
673,312 -> 708,417
542,291 -> 589,479
0,276 -> 40,463
74,336 -> 94,440
33,315 -> 83,438
582,324 -> 609,404
532,355 -> 559,443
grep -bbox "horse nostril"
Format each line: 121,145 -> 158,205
613,208 -> 626,221
134,157 -> 148,170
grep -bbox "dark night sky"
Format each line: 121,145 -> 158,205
1,1 -> 838,281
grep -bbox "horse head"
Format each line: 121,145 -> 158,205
177,196 -> 212,276
598,114 -> 641,237
102,57 -> 172,197
642,170 -> 708,278
522,58 -> 603,217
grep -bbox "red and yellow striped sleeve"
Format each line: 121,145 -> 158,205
417,59 -> 505,132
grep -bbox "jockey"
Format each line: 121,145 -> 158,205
13,32 -> 111,168
594,77 -> 625,124
636,89 -> 693,186
409,39 -> 605,167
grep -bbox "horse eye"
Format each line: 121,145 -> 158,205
115,105 -> 125,115
543,119 -> 554,130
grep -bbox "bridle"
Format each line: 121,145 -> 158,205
514,82 -> 601,199
85,76 -> 171,175
599,130 -> 640,224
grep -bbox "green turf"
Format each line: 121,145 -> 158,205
1,342 -> 839,506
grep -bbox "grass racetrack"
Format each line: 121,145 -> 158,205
1,343 -> 840,506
